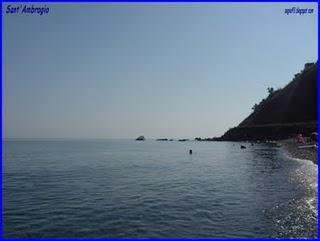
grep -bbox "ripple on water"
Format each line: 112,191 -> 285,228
3,140 -> 318,238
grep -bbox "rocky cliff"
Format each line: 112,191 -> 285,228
220,62 -> 317,141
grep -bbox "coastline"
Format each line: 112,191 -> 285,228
278,139 -> 318,165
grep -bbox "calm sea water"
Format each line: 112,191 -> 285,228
3,139 -> 318,238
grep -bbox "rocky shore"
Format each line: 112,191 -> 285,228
278,139 -> 318,164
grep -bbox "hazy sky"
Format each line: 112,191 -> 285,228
3,3 -> 318,139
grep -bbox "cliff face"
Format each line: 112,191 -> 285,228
221,62 -> 318,141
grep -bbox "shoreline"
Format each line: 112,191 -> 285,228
278,139 -> 318,165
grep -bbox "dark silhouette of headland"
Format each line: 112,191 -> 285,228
219,62 -> 317,141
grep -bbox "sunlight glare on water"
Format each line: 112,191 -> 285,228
3,139 -> 317,238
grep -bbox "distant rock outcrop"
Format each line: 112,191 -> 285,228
136,136 -> 145,141
220,62 -> 318,141
178,139 -> 189,142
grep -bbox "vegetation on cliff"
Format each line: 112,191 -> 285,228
220,62 -> 317,141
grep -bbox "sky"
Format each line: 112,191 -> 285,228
3,3 -> 318,139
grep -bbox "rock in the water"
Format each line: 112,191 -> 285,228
156,138 -> 168,141
136,136 -> 145,141
178,139 -> 189,142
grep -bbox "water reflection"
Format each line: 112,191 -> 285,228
246,143 -> 317,238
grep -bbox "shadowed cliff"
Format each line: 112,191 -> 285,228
220,62 -> 317,141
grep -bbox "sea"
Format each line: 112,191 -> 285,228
3,139 -> 318,238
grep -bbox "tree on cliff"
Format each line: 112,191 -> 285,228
267,87 -> 274,95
